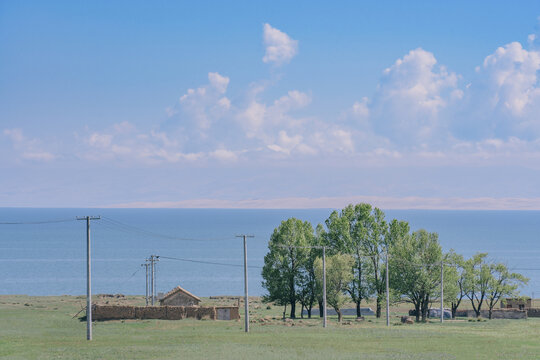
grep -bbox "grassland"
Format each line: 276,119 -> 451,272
1,295 -> 539,359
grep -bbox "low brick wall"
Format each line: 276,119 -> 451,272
92,305 -> 135,320
527,308 -> 540,317
92,305 -> 239,321
457,309 -> 527,319
488,309 -> 527,319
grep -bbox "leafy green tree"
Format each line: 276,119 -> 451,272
463,253 -> 490,318
362,207 -> 389,318
390,229 -> 442,322
314,254 -> 354,322
322,204 -> 373,318
445,250 -> 466,318
262,218 -> 314,318
486,263 -> 528,319
314,223 -> 326,317
297,246 -> 320,318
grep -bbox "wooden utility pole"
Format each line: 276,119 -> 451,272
147,255 -> 159,305
322,246 -> 327,328
77,216 -> 100,341
440,261 -> 444,323
386,249 -> 390,327
141,262 -> 150,306
236,235 -> 254,333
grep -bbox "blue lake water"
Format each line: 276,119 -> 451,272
0,208 -> 538,298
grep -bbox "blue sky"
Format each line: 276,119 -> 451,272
2,1 -> 540,209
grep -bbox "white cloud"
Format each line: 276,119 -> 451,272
480,42 -> 540,116
370,48 -> 460,144
352,97 -> 370,119
262,23 -> 298,65
470,42 -> 540,138
209,149 -> 238,162
177,72 -> 231,130
88,132 -> 113,148
311,128 -> 355,153
238,101 -> 267,138
273,90 -> 311,111
237,90 -> 311,139
83,122 -> 244,164
3,128 -> 56,162
267,130 -> 307,155
208,72 -> 230,93
4,128 -> 24,142
20,152 -> 55,161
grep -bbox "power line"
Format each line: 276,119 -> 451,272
100,217 -> 234,242
0,218 -> 77,225
118,267 -> 142,288
159,255 -> 262,269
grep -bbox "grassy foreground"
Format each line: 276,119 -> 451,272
1,295 -> 539,360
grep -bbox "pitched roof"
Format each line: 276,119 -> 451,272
160,285 -> 201,302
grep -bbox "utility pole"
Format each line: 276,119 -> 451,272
440,261 -> 444,323
236,234 -> 254,333
147,255 -> 159,305
322,246 -> 327,328
386,249 -> 390,327
77,216 -> 100,341
141,262 -> 150,306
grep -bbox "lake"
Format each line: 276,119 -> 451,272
0,208 -> 538,298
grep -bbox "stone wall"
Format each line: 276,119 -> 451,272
527,308 -> 540,317
457,309 -> 527,319
92,305 -> 239,321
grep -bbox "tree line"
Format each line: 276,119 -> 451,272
262,203 -> 528,322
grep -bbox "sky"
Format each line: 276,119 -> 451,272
2,0 -> 540,209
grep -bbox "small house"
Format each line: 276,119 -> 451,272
159,285 -> 201,306
501,298 -> 531,310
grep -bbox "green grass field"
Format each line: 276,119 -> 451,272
1,295 -> 539,359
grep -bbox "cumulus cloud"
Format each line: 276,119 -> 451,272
237,90 -> 311,139
466,41 -> 540,138
267,130 -> 312,155
364,48 -> 461,145
3,128 -> 56,161
82,122 -> 244,164
311,128 -> 355,153
262,23 -> 298,65
479,42 -> 540,116
352,97 -> 370,119
209,148 -> 238,162
176,72 -> 231,130
208,72 -> 230,94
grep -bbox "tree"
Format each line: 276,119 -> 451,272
322,204 -> 373,318
390,229 -> 442,322
445,250 -> 466,319
463,253 -> 490,318
363,207 -> 389,318
315,223 -> 326,318
262,218 -> 314,319
314,254 -> 354,322
297,246 -> 320,318
485,263 -> 528,319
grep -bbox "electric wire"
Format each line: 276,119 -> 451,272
100,217 -> 235,242
159,255 -> 262,269
0,218 -> 77,225
116,267 -> 142,289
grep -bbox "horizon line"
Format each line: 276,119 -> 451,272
99,196 -> 540,210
